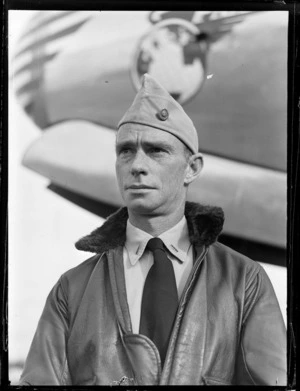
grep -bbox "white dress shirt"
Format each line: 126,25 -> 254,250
123,216 -> 194,334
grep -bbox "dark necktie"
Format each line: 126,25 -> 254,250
139,237 -> 178,365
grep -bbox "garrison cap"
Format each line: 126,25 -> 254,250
117,74 -> 199,154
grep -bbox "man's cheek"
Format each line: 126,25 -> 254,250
169,169 -> 184,187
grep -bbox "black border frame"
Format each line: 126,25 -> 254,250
1,1 -> 299,389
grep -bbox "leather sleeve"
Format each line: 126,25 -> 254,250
234,264 -> 287,385
19,277 -> 71,385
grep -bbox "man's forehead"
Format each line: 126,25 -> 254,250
116,123 -> 183,146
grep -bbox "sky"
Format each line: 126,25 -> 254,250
8,10 -> 287,383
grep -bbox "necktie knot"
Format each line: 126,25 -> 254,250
147,237 -> 165,252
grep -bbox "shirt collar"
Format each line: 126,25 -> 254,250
125,216 -> 191,266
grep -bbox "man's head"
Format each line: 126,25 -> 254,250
115,74 -> 203,218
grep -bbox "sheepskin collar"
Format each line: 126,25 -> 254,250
75,202 -> 224,253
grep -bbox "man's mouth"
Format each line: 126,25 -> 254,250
126,184 -> 154,190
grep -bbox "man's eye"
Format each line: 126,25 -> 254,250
119,148 -> 132,155
150,147 -> 165,154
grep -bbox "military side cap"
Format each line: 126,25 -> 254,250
117,74 -> 199,154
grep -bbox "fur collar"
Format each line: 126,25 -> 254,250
75,201 -> 224,253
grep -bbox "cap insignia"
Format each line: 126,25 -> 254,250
157,108 -> 169,121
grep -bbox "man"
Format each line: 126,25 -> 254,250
20,74 -> 286,386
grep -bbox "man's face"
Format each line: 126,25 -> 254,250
115,123 -> 190,217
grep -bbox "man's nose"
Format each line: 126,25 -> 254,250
130,150 -> 148,176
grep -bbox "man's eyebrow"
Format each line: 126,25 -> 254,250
116,140 -> 174,152
143,140 -> 174,150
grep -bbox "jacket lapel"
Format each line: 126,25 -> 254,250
107,247 -> 132,334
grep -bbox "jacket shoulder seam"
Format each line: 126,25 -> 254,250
243,267 -> 262,324
58,275 -> 69,304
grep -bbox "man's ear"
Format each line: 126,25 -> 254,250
184,153 -> 203,185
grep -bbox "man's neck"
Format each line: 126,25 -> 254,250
128,206 -> 185,237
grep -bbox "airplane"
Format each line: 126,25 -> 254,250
11,10 -> 288,267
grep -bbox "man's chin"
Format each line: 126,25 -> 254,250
126,199 -> 159,215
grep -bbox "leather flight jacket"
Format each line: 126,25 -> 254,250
19,202 -> 286,385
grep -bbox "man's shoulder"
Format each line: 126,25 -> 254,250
59,253 -> 104,288
205,242 -> 272,299
208,241 -> 262,275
